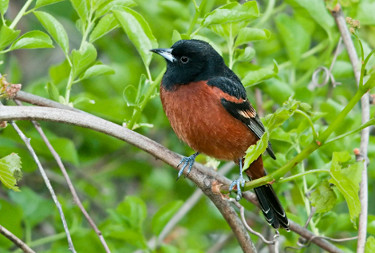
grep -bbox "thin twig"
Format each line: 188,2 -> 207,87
14,100 -> 111,253
315,235 -> 358,243
0,224 -> 35,253
0,105 -> 343,253
9,121 -> 77,252
331,5 -> 370,253
310,38 -> 342,91
293,235 -> 358,250
148,162 -> 235,249
303,206 -> 316,229
207,233 -> 233,253
229,198 -> 276,245
241,192 -> 343,253
0,103 -> 77,253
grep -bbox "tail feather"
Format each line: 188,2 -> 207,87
254,185 -> 289,230
245,156 -> 289,230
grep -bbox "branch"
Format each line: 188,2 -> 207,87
149,162 -> 235,249
331,5 -> 370,253
5,117 -> 76,253
0,106 -> 256,252
13,99 -> 110,252
15,91 -> 84,113
25,112 -> 111,252
229,198 -> 276,245
0,224 -> 35,253
0,105 -> 343,253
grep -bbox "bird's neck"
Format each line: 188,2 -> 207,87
161,63 -> 228,91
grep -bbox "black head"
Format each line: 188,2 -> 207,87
151,39 -> 226,90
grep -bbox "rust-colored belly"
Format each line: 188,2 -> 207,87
160,81 -> 258,161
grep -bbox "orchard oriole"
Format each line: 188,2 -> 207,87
151,39 -> 289,230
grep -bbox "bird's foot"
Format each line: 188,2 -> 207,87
177,152 -> 199,179
229,172 -> 246,201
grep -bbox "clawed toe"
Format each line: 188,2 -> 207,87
177,152 -> 199,179
229,158 -> 246,201
229,176 -> 246,201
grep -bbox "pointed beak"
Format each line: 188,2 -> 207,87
150,48 -> 176,63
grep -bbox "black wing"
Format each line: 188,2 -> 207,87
208,76 -> 275,159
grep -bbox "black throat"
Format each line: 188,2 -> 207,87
161,57 -> 226,90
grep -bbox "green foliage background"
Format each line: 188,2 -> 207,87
0,0 -> 375,252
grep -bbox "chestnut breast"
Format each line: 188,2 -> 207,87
160,81 -> 258,161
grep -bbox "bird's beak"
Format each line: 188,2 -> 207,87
150,48 -> 176,63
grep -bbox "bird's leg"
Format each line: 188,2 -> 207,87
177,152 -> 199,179
229,158 -> 246,201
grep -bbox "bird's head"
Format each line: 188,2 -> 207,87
151,39 -> 225,89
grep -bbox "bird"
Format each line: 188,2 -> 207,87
151,39 -> 289,230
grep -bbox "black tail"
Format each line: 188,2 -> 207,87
253,184 -> 289,230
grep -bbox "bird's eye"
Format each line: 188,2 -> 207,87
180,56 -> 189,64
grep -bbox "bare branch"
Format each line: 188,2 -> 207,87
331,5 -> 370,253
0,224 -> 35,253
17,107 -> 111,252
207,233 -> 233,253
15,91 -> 84,113
242,193 -> 343,253
0,105 -> 256,252
0,105 -> 344,252
229,198 -> 276,245
148,162 -> 235,249
0,105 -> 76,253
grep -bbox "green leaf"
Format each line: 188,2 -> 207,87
242,61 -> 278,87
49,59 -> 71,85
235,28 -> 271,47
73,96 -> 95,106
0,25 -> 20,51
95,0 -> 136,18
264,98 -> 300,132
0,0 -> 9,15
244,131 -> 269,171
328,152 -> 363,225
309,181 -> 337,213
46,82 -> 59,101
116,196 -> 147,230
89,14 -> 118,42
32,137 -> 79,166
234,47 -> 255,62
9,187 -> 54,228
203,1 -> 259,26
71,41 -> 97,78
363,73 -> 375,90
365,236 -> 375,253
81,64 -> 115,80
9,30 -> 53,50
35,0 -> 63,9
0,153 -> 22,191
70,0 -> 89,25
286,0 -> 334,37
0,199 -> 23,249
171,29 -> 182,43
152,200 -> 183,236
105,195 -> 148,249
113,8 -> 158,67
356,0 -> 375,25
263,79 -> 294,105
123,84 -> 138,107
34,11 -> 69,55
275,13 -> 310,65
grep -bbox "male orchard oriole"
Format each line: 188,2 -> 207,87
151,39 -> 289,230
